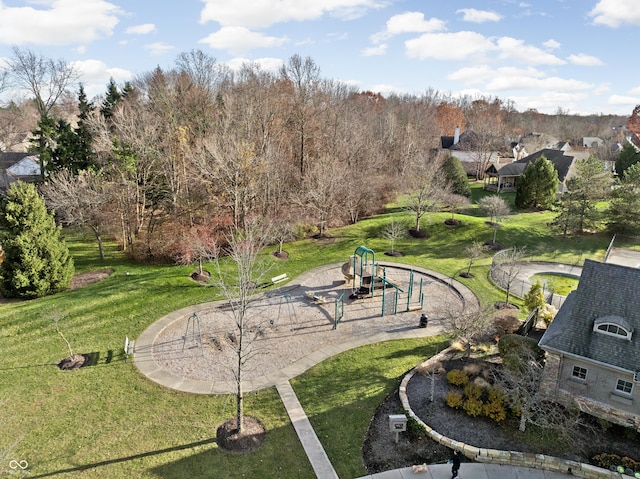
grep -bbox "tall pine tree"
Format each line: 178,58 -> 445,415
0,182 -> 74,298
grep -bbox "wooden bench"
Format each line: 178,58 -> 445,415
271,273 -> 288,285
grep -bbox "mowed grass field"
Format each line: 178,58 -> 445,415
0,182 -> 622,478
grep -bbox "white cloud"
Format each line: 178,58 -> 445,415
567,53 -> 604,67
543,39 -> 561,50
72,59 -> 131,83
608,94 -> 640,106
71,59 -> 132,100
126,23 -> 156,35
509,91 -> 590,113
362,44 -> 387,56
496,37 -> 565,65
199,0 -> 385,29
448,65 -> 545,85
0,0 -> 122,45
225,57 -> 284,73
457,8 -> 502,23
199,27 -> 287,55
371,12 -> 446,44
405,31 -> 495,60
486,75 -> 592,93
369,83 -> 405,96
590,0 -> 640,27
630,85 -> 640,95
144,42 -> 174,56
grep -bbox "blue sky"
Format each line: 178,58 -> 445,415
0,0 -> 639,115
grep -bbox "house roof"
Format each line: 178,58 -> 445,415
494,148 -> 574,182
0,152 -> 36,170
539,259 -> 640,374
441,136 -> 455,149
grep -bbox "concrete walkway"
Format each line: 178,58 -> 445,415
355,463 -> 576,478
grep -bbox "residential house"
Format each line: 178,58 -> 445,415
0,152 -> 42,191
483,148 -> 574,193
538,259 -> 640,431
440,126 -> 506,178
582,137 -> 604,148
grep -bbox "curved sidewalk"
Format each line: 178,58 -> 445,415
133,262 -> 478,394
356,462 -> 577,478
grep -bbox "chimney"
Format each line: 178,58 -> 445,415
453,126 -> 460,145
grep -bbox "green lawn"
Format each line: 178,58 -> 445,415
0,188 -> 617,478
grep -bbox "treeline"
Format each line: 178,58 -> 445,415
0,49 -> 631,261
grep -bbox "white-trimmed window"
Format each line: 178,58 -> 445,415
615,379 -> 633,395
572,366 -> 588,380
593,316 -> 633,340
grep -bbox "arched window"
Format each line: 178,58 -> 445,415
593,315 -> 633,340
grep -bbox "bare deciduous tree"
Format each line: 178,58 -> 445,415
462,241 -> 484,278
213,220 -> 272,434
405,160 -> 448,234
492,247 -> 526,306
440,301 -> 493,357
41,169 -> 110,260
174,225 -> 218,275
294,155 -> 346,237
382,216 -> 406,255
478,195 -> 510,243
496,345 -> 590,441
8,47 -> 79,119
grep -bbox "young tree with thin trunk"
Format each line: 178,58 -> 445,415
440,301 -> 493,357
462,241 -> 484,278
213,220 -> 271,434
492,247 -> 526,307
382,216 -> 406,255
478,195 -> 510,244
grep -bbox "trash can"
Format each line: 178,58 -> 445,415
419,314 -> 428,328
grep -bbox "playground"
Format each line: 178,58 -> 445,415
135,248 -> 477,394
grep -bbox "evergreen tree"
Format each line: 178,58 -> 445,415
515,156 -> 558,210
524,280 -> 546,322
74,84 -> 97,172
100,77 -> 123,121
441,154 -> 471,197
552,155 -> 610,236
0,182 -> 74,298
607,162 -> 640,235
615,142 -> 640,177
31,117 -> 79,173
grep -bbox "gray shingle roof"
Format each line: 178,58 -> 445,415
539,259 -> 640,373
494,148 -> 574,181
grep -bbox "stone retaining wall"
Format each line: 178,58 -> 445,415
398,349 -> 635,479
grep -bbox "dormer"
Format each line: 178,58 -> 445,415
593,315 -> 633,340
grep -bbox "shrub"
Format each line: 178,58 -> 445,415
445,391 -> 464,409
473,377 -> 491,390
463,397 -> 484,417
592,453 -> 640,473
487,387 -> 506,404
291,221 -> 317,239
446,369 -> 469,387
483,399 -> 506,423
463,382 -> 483,400
406,415 -> 427,439
462,363 -> 482,377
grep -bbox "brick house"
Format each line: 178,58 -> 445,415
538,259 -> 640,431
